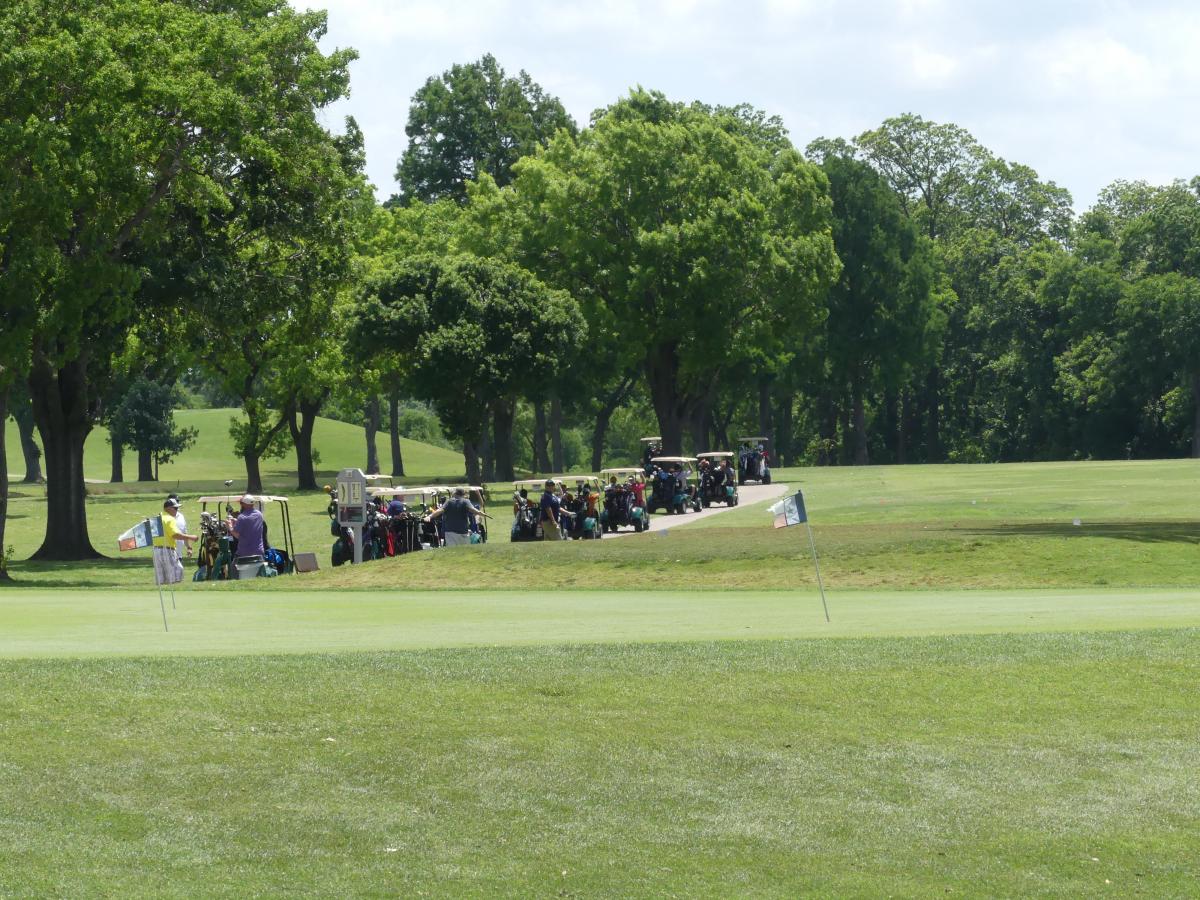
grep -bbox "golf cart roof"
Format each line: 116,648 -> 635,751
601,467 -> 645,475
639,436 -> 662,443
198,494 -> 289,505
366,486 -> 436,500
696,451 -> 734,459
737,436 -> 769,442
651,456 -> 698,465
513,478 -> 564,488
363,473 -> 394,482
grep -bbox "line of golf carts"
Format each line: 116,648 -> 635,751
326,476 -> 490,565
508,436 -> 772,542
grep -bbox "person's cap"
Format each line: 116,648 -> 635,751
163,498 -> 180,509
239,494 -> 255,505
544,480 -> 555,488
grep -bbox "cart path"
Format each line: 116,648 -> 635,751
609,482 -> 788,537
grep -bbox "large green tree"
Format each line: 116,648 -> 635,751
394,53 -> 576,205
0,0 -> 354,558
351,255 -> 584,482
810,151 -> 943,464
472,90 -> 840,454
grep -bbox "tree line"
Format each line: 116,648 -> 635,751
2,3 -> 1199,567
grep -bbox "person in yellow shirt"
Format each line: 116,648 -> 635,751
153,498 -> 198,585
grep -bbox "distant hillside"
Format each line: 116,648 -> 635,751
3,408 -> 465,492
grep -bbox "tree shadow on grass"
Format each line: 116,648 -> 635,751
962,522 -> 1200,545
2,557 -> 152,590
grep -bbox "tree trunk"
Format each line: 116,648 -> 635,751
897,390 -> 911,464
533,402 -> 552,473
492,398 -> 516,481
757,377 -> 772,442
137,447 -> 154,482
480,422 -> 495,482
776,391 -> 793,467
0,386 -> 10,581
645,344 -> 688,455
817,393 -> 837,466
244,450 -> 264,495
463,440 -> 481,485
1192,373 -> 1200,459
288,399 -> 320,491
364,397 -> 381,475
925,367 -> 942,461
13,396 -> 42,483
109,438 -> 123,483
590,375 -> 635,472
852,386 -> 869,466
28,357 -> 99,560
550,396 -> 564,473
687,402 -> 712,455
839,402 -> 852,466
388,389 -> 405,477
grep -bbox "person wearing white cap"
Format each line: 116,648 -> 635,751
227,494 -> 266,558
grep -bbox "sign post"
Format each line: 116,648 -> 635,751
336,468 -> 369,564
771,489 -> 830,622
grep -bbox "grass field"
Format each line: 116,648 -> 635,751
4,423 -> 1200,894
3,407 -> 465,494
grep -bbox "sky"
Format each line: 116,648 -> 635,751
294,0 -> 1200,211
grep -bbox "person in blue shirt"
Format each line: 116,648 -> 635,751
539,480 -> 562,540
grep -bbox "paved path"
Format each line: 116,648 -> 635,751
609,481 -> 788,537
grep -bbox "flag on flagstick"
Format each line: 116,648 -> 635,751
116,516 -> 164,552
768,489 -> 829,622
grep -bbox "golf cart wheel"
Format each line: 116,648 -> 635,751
738,476 -> 745,486
763,472 -> 771,485
702,498 -> 710,508
732,494 -> 739,506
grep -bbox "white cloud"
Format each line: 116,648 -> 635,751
294,0 -> 1200,205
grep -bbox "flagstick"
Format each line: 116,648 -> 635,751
805,520 -> 830,623
170,590 -> 176,610
158,589 -> 169,632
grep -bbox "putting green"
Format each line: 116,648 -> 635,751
2,586 -> 1199,658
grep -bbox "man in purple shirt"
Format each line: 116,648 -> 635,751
228,495 -> 266,557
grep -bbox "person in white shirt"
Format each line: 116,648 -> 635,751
168,494 -> 190,558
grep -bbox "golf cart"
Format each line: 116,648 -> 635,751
696,452 -> 739,507
639,436 -> 663,468
561,475 -> 604,540
511,478 -> 564,541
197,494 -> 296,579
647,457 -> 703,515
364,486 -> 440,558
599,468 -> 649,533
737,437 -> 772,485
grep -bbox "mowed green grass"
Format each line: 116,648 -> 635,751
4,455 -> 1200,893
3,407 -> 464,494
1,632 -> 1197,896
7,456 -> 1200,591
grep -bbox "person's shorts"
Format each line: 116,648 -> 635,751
444,531 -> 471,547
541,521 -> 561,541
153,547 -> 183,585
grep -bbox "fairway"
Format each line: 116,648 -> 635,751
3,585 -> 1200,658
5,457 -> 1200,895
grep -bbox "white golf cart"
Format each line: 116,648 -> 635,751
736,437 -> 772,485
695,451 -> 739,507
647,457 -> 702,514
198,494 -> 296,578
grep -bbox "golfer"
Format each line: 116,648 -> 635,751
227,495 -> 266,557
424,488 -> 481,547
539,479 -> 562,541
153,498 -> 198,585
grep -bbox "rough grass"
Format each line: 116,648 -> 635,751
1,632 -> 1197,897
